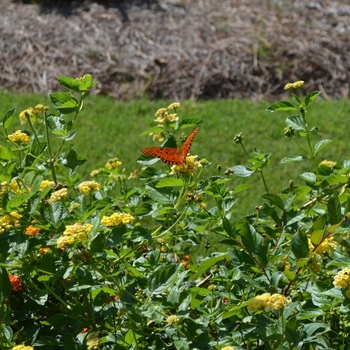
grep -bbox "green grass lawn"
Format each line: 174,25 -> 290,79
1,91 -> 350,216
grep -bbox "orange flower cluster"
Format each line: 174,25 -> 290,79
25,225 -> 41,236
8,273 -> 22,291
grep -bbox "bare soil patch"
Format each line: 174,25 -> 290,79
1,0 -> 350,100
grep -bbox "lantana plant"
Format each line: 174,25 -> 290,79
1,76 -> 350,350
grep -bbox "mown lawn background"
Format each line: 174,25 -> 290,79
1,91 -> 350,217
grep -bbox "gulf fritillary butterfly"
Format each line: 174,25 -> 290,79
141,127 -> 199,165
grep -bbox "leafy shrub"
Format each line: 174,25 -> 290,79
1,77 -> 350,349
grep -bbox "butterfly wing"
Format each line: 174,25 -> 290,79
141,147 -> 183,164
141,127 -> 199,165
181,127 -> 199,159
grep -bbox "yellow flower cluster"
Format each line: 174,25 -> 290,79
8,130 -> 30,144
312,237 -> 337,256
333,267 -> 350,289
56,222 -> 93,249
247,293 -> 291,313
90,169 -> 100,177
86,332 -> 101,350
19,104 -> 48,124
0,211 -> 22,233
308,237 -> 337,272
0,182 -> 9,195
151,132 -> 165,142
166,315 -> 180,325
10,180 -> 24,194
284,80 -> 304,90
101,213 -> 135,227
222,347 -> 235,350
319,160 -> 337,168
154,104 -> 179,124
105,158 -> 122,170
167,102 -> 180,110
11,345 -> 34,350
128,169 -> 143,179
170,155 -> 201,176
39,180 -> 55,190
78,181 -> 101,194
48,188 -> 68,203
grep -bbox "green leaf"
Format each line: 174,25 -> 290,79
134,202 -> 153,216
229,165 -> 255,177
56,99 -> 79,114
41,202 -> 67,226
223,217 -> 236,238
156,178 -> 184,188
311,230 -> 324,246
291,93 -> 301,106
262,193 -> 284,210
280,156 -> 306,164
145,184 -> 178,204
0,267 -> 12,303
57,76 -> 81,92
285,115 -> 306,131
138,167 -> 163,180
3,108 -> 15,131
30,137 -> 47,157
300,172 -> 317,184
232,183 -> 252,194
148,264 -> 181,293
60,146 -> 87,174
47,116 -> 72,135
50,92 -> 78,114
344,196 -> 350,215
124,329 -> 142,345
266,101 -> 296,112
223,198 -> 236,212
297,310 -> 325,320
179,118 -> 203,128
141,126 -> 165,135
312,214 -> 327,231
0,146 -> 15,160
314,139 -> 332,155
77,74 -> 97,92
292,230 -> 309,259
328,194 -> 341,225
303,322 -> 329,337
305,91 -> 321,108
6,194 -> 32,210
326,174 -> 348,186
193,253 -> 228,277
240,221 -> 263,253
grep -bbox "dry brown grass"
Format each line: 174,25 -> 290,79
1,0 -> 350,100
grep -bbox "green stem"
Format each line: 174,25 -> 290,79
152,203 -> 191,238
25,112 -> 41,146
43,111 -> 58,184
260,169 -> 269,193
292,136 -> 309,157
240,141 -> 250,157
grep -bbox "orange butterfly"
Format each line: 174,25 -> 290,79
141,127 -> 199,165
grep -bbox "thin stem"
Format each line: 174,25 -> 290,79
152,203 -> 191,238
43,111 -> 58,184
260,169 -> 269,193
240,141 -> 250,157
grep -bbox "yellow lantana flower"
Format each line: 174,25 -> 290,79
170,155 -> 201,176
247,293 -> 291,313
78,181 -> 101,194
48,188 -> 68,203
101,213 -> 135,227
8,130 -> 30,144
57,222 -> 93,249
284,80 -> 304,90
